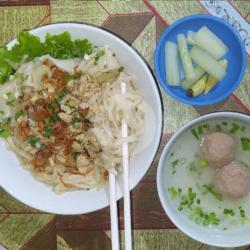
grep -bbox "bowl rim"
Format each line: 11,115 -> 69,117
1,22 -> 164,215
154,14 -> 247,106
157,111 -> 250,247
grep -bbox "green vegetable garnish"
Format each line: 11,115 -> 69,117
222,121 -> 227,126
191,128 -> 199,140
202,124 -> 209,129
199,159 -> 208,168
45,32 -> 93,59
193,207 -> 220,226
229,122 -> 240,134
51,113 -> 60,122
29,136 -> 40,147
44,127 -> 53,138
15,109 -> 24,120
168,187 -> 178,198
66,100 -> 76,108
11,30 -> 47,61
94,49 -> 105,65
239,207 -> 246,218
202,184 -> 223,201
215,124 -> 222,132
0,61 -> 14,84
171,159 -> 179,174
197,125 -> 203,135
44,117 -> 52,126
223,208 -> 235,216
0,110 -> 4,115
72,151 -> 81,161
0,30 -> 93,85
178,187 -> 196,211
56,91 -> 66,103
48,102 -> 59,111
240,137 -> 250,151
0,129 -> 10,138
5,92 -> 15,106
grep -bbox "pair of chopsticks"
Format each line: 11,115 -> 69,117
109,82 -> 132,250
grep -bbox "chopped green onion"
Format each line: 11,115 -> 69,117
5,92 -> 15,106
178,187 -> 196,211
229,122 -> 240,134
191,128 -> 199,140
223,208 -> 235,216
48,102 -> 59,111
56,91 -> 66,103
202,184 -> 223,201
193,207 -> 220,226
197,125 -> 203,135
0,110 -> 4,115
199,159 -> 208,168
94,49 -> 105,65
0,129 -> 10,138
45,117 -> 52,126
51,114 -> 60,122
202,124 -> 208,129
215,124 -> 222,132
72,151 -> 81,160
239,207 -> 246,218
168,187 -> 178,198
66,100 -> 76,108
0,117 -> 11,129
15,109 -> 24,120
240,137 -> 250,151
44,127 -> 53,138
29,136 -> 40,147
222,121 -> 228,126
171,159 -> 179,174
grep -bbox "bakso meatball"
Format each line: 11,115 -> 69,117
201,132 -> 235,168
215,162 -> 250,199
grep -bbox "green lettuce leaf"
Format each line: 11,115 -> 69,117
0,30 -> 93,84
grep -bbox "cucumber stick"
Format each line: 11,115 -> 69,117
165,41 -> 180,85
190,46 -> 226,81
177,34 -> 194,80
194,26 -> 228,59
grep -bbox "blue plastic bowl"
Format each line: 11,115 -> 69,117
154,14 -> 247,106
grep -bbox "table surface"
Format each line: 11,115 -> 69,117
0,0 -> 249,249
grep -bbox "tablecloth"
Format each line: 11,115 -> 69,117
0,0 -> 249,249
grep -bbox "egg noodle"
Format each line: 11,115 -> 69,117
0,47 -> 145,193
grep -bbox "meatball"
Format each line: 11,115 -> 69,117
201,132 -> 235,168
215,162 -> 250,199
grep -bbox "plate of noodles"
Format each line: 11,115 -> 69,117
0,23 -> 163,214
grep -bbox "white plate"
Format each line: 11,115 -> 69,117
0,23 -> 163,215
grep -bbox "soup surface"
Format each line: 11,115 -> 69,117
165,118 -> 250,230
